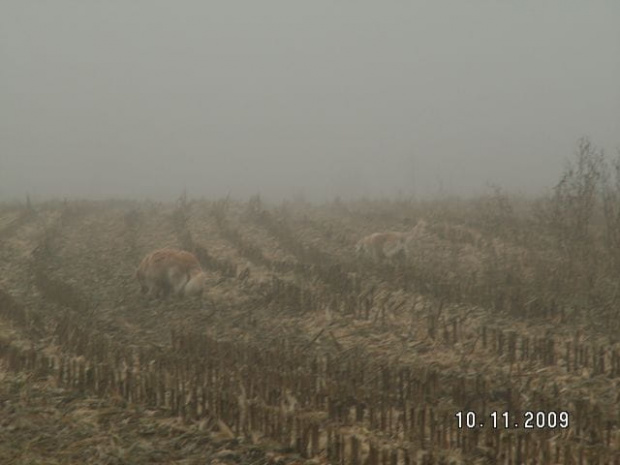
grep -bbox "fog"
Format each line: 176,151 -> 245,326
1,1 -> 619,201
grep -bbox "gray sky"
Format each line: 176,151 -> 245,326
1,1 -> 619,201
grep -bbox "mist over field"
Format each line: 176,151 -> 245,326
4,3 -> 620,461
1,1 -> 619,201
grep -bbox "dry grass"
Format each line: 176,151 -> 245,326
1,143 -> 620,463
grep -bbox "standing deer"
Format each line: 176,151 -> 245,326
355,232 -> 409,263
355,219 -> 427,263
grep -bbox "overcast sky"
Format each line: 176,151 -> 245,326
1,1 -> 619,201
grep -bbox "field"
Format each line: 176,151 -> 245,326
1,186 -> 620,463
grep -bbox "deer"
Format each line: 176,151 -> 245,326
355,219 -> 427,263
135,248 -> 207,299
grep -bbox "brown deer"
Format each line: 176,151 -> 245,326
136,248 -> 207,299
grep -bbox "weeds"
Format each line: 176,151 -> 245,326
1,138 -> 620,463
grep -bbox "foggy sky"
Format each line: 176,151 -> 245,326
2,1 -> 619,201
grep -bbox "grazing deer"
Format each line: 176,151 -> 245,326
355,219 -> 427,263
136,248 -> 207,299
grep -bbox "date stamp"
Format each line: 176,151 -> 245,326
455,411 -> 570,430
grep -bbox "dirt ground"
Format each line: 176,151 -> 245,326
0,198 -> 618,464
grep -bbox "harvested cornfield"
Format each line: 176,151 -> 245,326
1,195 -> 619,464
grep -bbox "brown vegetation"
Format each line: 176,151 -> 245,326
1,140 -> 620,463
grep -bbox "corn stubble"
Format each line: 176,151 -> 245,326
0,141 -> 620,463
